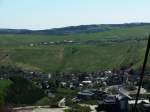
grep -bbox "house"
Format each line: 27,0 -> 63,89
49,41 -> 55,44
97,94 -> 130,112
97,95 -> 120,112
60,82 -> 67,87
128,99 -> 150,111
43,42 -> 48,45
29,43 -> 34,47
116,94 -> 129,112
48,73 -> 51,79
77,90 -> 95,100
82,80 -> 92,84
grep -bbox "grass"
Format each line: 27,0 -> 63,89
0,25 -> 150,73
54,87 -> 79,97
0,80 -> 12,104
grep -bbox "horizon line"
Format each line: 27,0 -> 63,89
0,22 -> 150,31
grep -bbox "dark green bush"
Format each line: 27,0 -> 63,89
5,76 -> 45,105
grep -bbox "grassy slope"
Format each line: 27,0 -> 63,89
0,80 -> 12,104
0,25 -> 150,73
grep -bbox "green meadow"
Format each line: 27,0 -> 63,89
0,25 -> 150,73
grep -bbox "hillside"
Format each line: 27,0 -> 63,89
1,23 -> 150,35
0,23 -> 150,73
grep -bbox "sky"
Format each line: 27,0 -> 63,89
0,0 -> 150,30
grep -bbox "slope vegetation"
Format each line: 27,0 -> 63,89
0,24 -> 150,73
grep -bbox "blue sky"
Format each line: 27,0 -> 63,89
0,0 -> 150,29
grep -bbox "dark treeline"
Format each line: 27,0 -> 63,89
5,76 -> 45,105
0,65 -> 45,106
0,23 -> 150,35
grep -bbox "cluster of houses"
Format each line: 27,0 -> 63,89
48,70 -> 149,112
29,40 -> 78,47
73,86 -> 150,112
1,67 -> 150,111
57,70 -> 137,89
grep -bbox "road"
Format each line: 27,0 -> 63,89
13,106 -> 68,112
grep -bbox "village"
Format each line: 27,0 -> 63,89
29,40 -> 79,47
1,66 -> 150,112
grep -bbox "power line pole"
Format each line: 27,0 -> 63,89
133,34 -> 150,112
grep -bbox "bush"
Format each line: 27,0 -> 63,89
65,104 -> 91,112
35,97 -> 50,106
49,98 -> 58,108
5,76 -> 45,105
0,80 -> 12,105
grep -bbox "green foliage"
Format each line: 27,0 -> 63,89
5,76 -> 45,105
64,104 -> 91,112
0,80 -> 12,105
35,97 -> 50,106
49,97 -> 59,108
48,80 -> 59,92
0,65 -> 23,75
55,87 -> 78,98
65,98 -> 74,107
80,100 -> 97,105
35,96 -> 60,108
0,25 -> 150,72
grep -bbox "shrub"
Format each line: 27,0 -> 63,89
65,104 -> 91,112
5,76 -> 45,105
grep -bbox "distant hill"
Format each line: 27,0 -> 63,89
0,23 -> 150,73
1,23 -> 150,35
0,29 -> 32,34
